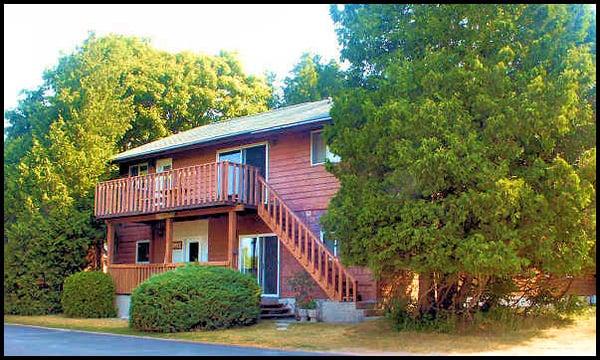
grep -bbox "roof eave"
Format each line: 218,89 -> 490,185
111,115 -> 332,163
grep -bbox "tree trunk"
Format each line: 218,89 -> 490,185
417,272 -> 435,315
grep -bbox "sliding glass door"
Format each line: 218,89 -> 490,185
218,144 -> 267,198
239,235 -> 279,296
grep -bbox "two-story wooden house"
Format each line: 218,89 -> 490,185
95,99 -> 378,321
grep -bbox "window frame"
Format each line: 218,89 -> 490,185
135,240 -> 150,264
310,129 -> 340,166
129,162 -> 149,177
155,158 -> 172,173
215,141 -> 269,181
186,240 -> 200,263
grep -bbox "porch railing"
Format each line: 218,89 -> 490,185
95,161 -> 260,218
108,262 -> 229,294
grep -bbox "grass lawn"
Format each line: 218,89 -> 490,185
4,307 -> 596,355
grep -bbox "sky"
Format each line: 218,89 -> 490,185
3,4 -> 342,123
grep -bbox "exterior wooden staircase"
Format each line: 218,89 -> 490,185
255,176 -> 359,302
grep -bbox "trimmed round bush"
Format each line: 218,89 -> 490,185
61,271 -> 117,318
129,264 -> 261,332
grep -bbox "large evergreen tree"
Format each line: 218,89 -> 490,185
323,4 -> 596,317
4,34 -> 272,315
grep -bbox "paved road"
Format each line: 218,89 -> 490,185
4,324 -> 335,356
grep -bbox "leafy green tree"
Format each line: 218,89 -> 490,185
282,52 -> 343,106
4,34 -> 272,315
265,70 -> 284,109
323,4 -> 596,317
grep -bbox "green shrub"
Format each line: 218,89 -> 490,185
129,265 -> 261,332
61,271 -> 117,318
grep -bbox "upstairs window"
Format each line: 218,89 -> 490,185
311,130 -> 341,166
129,163 -> 149,177
136,240 -> 150,264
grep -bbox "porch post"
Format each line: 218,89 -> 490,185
164,218 -> 173,263
228,211 -> 238,269
106,221 -> 114,266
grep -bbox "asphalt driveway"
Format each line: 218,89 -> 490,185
4,324 -> 336,356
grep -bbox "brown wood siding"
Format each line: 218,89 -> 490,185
268,131 -> 339,213
238,213 -> 271,235
279,245 -> 328,299
151,224 -> 166,263
208,216 -> 228,262
567,274 -> 596,296
114,223 -> 153,264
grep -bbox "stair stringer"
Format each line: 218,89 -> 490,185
254,176 -> 359,302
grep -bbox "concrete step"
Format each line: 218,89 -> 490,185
259,302 -> 294,320
260,312 -> 296,320
261,307 -> 290,315
260,303 -> 286,308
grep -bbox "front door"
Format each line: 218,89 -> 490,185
239,235 -> 279,296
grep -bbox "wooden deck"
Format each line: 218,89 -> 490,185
95,161 -> 260,219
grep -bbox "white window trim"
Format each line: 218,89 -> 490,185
186,239 -> 201,263
129,162 -> 149,177
238,233 -> 279,297
310,129 -> 340,166
135,240 -> 150,264
155,158 -> 173,173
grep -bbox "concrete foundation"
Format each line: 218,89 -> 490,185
115,295 -> 131,319
317,300 -> 365,323
115,294 -> 366,323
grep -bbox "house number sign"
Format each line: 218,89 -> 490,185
172,241 -> 183,250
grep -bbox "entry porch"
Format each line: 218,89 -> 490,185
104,205 -> 278,295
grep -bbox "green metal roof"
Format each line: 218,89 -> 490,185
113,99 -> 332,162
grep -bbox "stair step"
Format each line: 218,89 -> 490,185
261,308 -> 291,315
260,303 -> 285,308
260,313 -> 296,319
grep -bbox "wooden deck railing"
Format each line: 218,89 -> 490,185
255,176 -> 358,302
95,161 -> 260,218
108,262 -> 230,294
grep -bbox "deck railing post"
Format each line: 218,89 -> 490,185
106,221 -> 114,266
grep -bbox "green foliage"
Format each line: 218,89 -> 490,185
282,53 -> 343,106
304,299 -> 318,310
4,33 -> 272,315
324,4 -> 596,316
61,271 -> 117,318
129,265 -> 261,332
